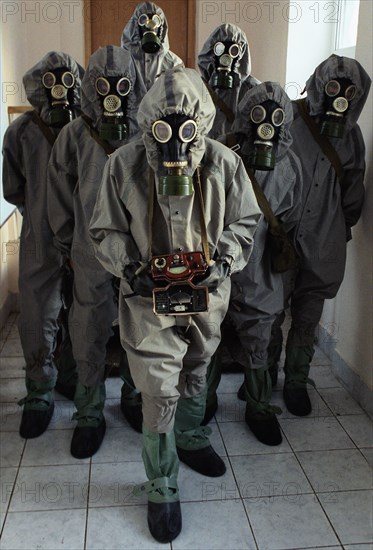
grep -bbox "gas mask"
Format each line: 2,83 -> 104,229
248,100 -> 285,170
321,78 -> 356,138
152,114 -> 198,196
42,68 -> 75,127
138,12 -> 162,53
211,41 -> 242,89
95,76 -> 131,141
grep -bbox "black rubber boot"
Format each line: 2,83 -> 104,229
120,398 -> 143,433
19,401 -> 55,439
245,405 -> 282,446
54,381 -> 76,400
237,382 -> 245,401
176,445 -> 226,477
70,417 -> 106,459
283,386 -> 311,416
148,501 -> 182,543
200,392 -> 218,426
283,344 -> 314,416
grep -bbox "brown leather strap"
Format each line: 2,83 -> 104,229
31,111 -> 56,146
202,78 -> 235,124
81,114 -> 116,156
296,98 -> 344,181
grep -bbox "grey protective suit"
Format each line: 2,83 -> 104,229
47,46 -> 140,411
121,1 -> 183,93
218,82 -> 303,412
284,55 -> 371,355
197,23 -> 260,139
89,67 -> 261,438
2,52 -> 82,390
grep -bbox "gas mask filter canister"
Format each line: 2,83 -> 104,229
152,114 -> 198,196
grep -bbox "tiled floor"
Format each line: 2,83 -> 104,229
0,312 -> 372,550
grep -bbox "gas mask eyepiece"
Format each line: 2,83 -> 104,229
138,13 -> 162,53
211,41 -> 242,89
95,76 -> 131,141
321,78 -> 356,138
42,69 -> 75,127
248,101 -> 285,170
152,115 -> 197,196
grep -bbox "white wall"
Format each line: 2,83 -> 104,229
320,0 -> 373,390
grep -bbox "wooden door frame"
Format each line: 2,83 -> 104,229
84,0 -> 196,68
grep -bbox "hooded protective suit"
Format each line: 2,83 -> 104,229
121,1 -> 183,92
198,23 -> 260,139
47,47 -> 140,432
275,55 -> 371,416
89,65 -> 261,433
2,52 -> 82,398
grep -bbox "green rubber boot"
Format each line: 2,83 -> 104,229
175,388 -> 226,477
18,377 -> 56,438
71,382 -> 106,458
201,354 -> 221,425
119,351 -> 142,433
283,344 -> 315,416
242,367 -> 282,446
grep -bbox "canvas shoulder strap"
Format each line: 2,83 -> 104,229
81,114 -> 116,157
296,98 -> 344,181
202,78 -> 235,124
31,111 -> 56,146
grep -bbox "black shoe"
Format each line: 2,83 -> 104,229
70,417 -> 106,459
237,382 -> 245,401
283,385 -> 312,416
201,393 -> 218,426
177,445 -> 226,477
269,368 -> 278,387
55,380 -> 76,401
19,401 -> 55,439
120,399 -> 143,433
245,408 -> 282,446
148,500 -> 182,543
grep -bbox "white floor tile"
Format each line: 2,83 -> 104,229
318,387 -> 366,415
245,493 -> 339,549
178,459 -> 237,503
309,364 -> 342,389
0,378 -> 27,403
360,448 -> 373,467
319,490 -> 373,544
0,508 -> 86,549
47,400 -> 75,429
218,421 -> 292,455
0,431 -> 25,467
86,505 -> 164,549
338,415 -> 373,448
105,376 -> 123,399
214,392 -> 246,423
280,417 -> 356,452
271,387 -> 333,419
297,449 -> 373,492
9,464 -> 89,512
216,372 -> 244,394
91,426 -> 143,464
104,398 -> 127,428
0,339 -> 24,358
0,467 -> 18,513
173,500 -> 256,549
0,402 -> 22,432
21,429 -> 89,466
0,357 -> 25,379
312,345 -> 333,366
89,461 -> 147,507
230,452 -> 313,499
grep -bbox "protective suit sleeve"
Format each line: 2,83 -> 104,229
338,125 -> 365,233
47,127 -> 78,255
2,119 -> 28,208
276,150 -> 304,236
89,157 -> 140,278
216,157 -> 262,273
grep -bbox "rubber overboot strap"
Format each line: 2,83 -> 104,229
133,476 -> 179,503
175,388 -> 212,449
19,378 -> 55,409
284,345 -> 315,388
73,383 -> 106,426
142,427 -> 179,481
176,425 -> 212,451
243,367 -> 282,415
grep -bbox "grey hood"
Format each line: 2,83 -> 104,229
137,66 -> 216,174
23,51 -> 83,124
198,23 -> 252,84
232,81 -> 293,160
121,2 -> 170,53
305,54 -> 371,131
80,45 -> 139,138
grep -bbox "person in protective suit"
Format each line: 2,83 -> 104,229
198,23 -> 260,139
2,51 -> 83,439
89,66 -> 261,543
270,55 -> 371,417
202,82 -> 303,445
121,1 -> 183,93
47,45 -> 142,459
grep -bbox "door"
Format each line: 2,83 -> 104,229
84,0 -> 196,68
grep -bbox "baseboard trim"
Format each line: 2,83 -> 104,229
318,324 -> 373,419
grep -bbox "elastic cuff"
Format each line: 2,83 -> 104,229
133,476 -> 179,503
